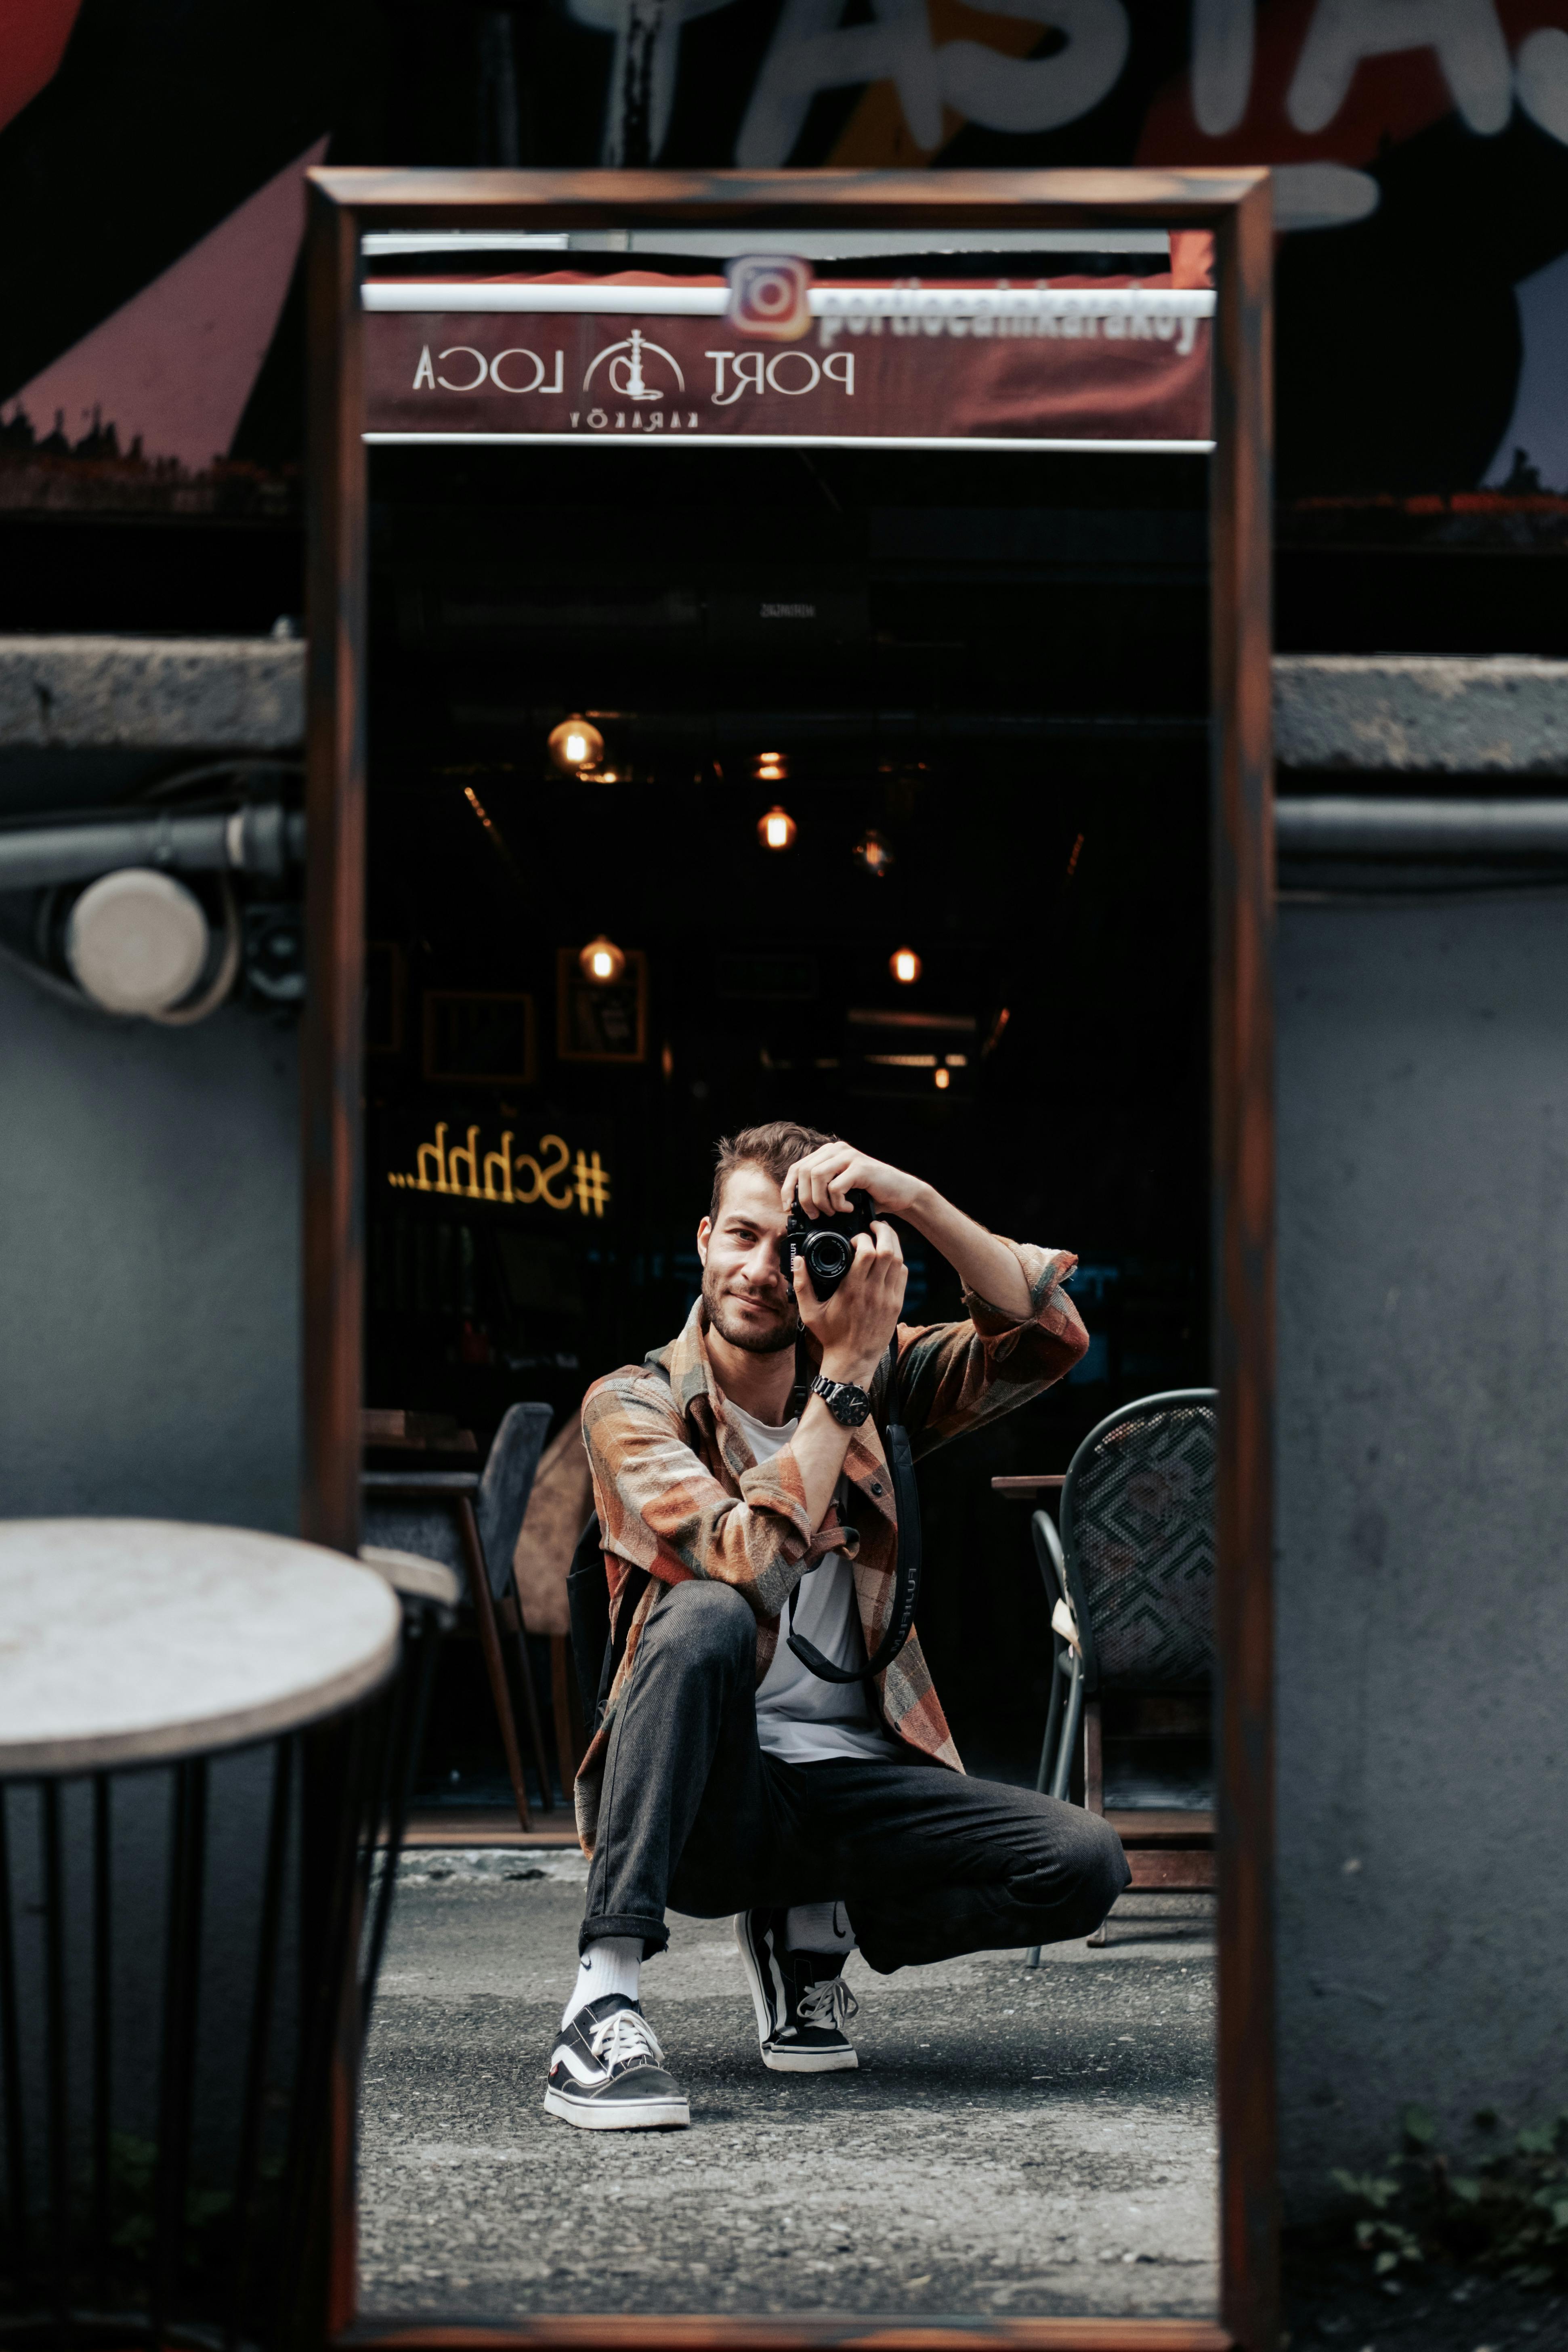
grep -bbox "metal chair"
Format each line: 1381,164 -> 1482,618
1026,1387 -> 1217,1962
362,1399 -> 552,1829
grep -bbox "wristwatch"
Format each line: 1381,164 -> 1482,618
810,1372 -> 872,1428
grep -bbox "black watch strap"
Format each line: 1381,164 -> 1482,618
810,1372 -> 871,1427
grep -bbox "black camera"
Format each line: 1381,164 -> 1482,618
781,1188 -> 875,1301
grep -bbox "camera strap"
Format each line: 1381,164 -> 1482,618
786,1417 -> 921,1687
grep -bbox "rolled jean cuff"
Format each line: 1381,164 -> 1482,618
579,1910 -> 668,1960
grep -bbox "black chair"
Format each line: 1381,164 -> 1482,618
1027,1387 -> 1217,1960
362,1400 -> 552,1829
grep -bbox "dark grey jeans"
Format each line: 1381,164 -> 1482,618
581,1576 -> 1130,1972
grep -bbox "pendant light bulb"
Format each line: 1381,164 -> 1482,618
757,805 -> 797,852
579,934 -> 626,985
853,828 -> 895,879
549,715 -> 606,775
890,946 -> 921,986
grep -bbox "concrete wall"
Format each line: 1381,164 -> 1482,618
1275,892 -> 1568,2211
0,953 -> 300,1532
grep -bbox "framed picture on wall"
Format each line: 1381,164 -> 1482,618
555,947 -> 647,1064
421,988 -> 537,1083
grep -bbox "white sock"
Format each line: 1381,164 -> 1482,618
562,1935 -> 642,2029
785,1901 -> 855,1957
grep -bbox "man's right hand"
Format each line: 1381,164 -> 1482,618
793,1221 -> 907,1389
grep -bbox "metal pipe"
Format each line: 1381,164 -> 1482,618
0,804 -> 304,893
41,1784 -> 69,2337
91,1777 -> 111,2305
227,1739 -> 294,2352
1276,798 -> 1568,856
0,1791 -> 29,2301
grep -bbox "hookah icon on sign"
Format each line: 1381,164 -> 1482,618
582,328 -> 685,403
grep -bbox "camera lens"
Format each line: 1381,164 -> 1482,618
807,1232 -> 854,1281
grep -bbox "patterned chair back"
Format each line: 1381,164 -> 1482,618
1060,1388 -> 1216,1693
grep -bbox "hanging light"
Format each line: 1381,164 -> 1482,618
754,750 -> 788,784
890,946 -> 921,986
853,828 -> 895,879
756,805 -> 797,852
578,934 -> 626,984
934,1066 -> 951,1091
548,715 -> 606,774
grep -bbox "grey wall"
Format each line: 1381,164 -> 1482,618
0,953 -> 299,1532
1275,892 -> 1568,2213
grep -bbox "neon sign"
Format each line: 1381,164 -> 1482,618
386,1122 -> 611,1218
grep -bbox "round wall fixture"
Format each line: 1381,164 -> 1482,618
65,869 -> 210,1014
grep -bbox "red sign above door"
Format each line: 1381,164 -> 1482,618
363,272 -> 1213,453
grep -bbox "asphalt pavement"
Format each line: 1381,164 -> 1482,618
358,1848 -> 1217,2325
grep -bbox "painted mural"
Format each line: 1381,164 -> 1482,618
3,0 -> 1568,520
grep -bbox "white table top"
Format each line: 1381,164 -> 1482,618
0,1519 -> 402,1774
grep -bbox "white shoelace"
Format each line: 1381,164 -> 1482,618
588,2005 -> 665,2071
798,1976 -> 859,2033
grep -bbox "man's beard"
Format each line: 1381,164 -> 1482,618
701,1265 -> 801,1355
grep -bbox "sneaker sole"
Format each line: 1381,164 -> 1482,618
542,2086 -> 689,2130
733,1915 -> 859,2073
759,2041 -> 859,2073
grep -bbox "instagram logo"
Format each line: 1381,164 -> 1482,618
724,255 -> 814,342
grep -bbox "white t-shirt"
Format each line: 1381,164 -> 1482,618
726,1400 -> 898,1767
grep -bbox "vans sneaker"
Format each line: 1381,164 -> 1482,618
735,1907 -> 859,2073
543,1993 -> 690,2130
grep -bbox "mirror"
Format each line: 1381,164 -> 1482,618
304,170 -> 1273,2351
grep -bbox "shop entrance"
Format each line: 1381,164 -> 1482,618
363,437 -> 1211,1814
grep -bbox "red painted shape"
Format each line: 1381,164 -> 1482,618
0,0 -> 82,134
5,134 -> 329,471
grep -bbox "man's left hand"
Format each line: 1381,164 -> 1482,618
782,1140 -> 925,1223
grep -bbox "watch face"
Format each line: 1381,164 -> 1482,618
819,1379 -> 870,1427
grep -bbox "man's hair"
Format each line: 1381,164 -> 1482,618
709,1120 -> 837,1224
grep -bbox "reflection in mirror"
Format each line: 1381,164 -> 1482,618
355,222 -> 1218,2329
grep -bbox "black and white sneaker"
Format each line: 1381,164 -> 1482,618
543,1994 -> 690,2130
735,1907 -> 860,2073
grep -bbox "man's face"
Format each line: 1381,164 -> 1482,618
697,1164 -> 800,1355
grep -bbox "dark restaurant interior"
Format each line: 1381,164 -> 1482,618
364,434 -> 1212,1813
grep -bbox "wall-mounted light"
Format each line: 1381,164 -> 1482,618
890,946 -> 921,986
754,751 -> 788,784
548,715 -> 606,775
853,829 -> 895,879
66,868 -> 210,1015
579,934 -> 626,985
934,1067 -> 951,1091
757,805 -> 797,852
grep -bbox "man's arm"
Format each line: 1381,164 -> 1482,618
782,1141 -> 1032,1319
782,1139 -> 1088,1455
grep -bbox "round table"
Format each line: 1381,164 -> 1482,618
0,1519 -> 408,2348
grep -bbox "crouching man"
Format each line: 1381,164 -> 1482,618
545,1120 -> 1129,2129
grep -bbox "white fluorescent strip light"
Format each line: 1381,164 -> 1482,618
363,432 -> 1216,454
363,281 -> 1215,321
363,227 -> 1170,260
363,231 -> 571,253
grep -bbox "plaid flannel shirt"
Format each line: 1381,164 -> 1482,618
573,1238 -> 1089,1854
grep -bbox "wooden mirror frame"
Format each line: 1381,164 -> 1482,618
303,166 -> 1274,2352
